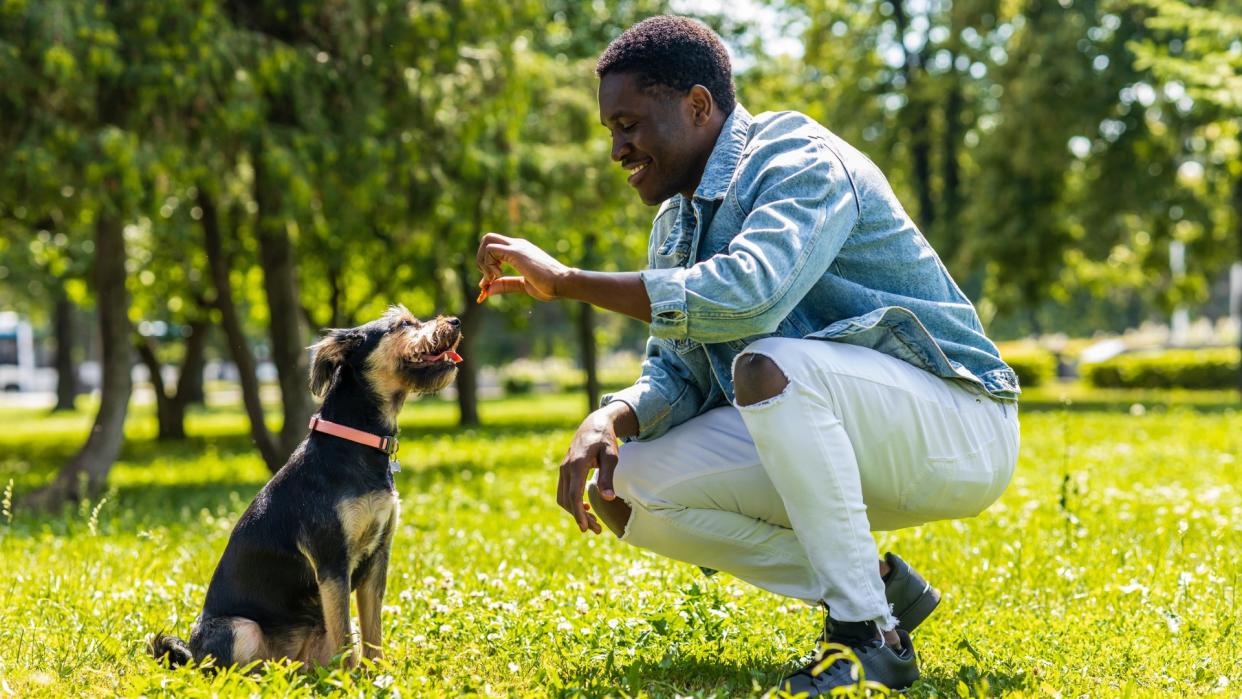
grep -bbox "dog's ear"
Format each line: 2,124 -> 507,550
309,329 -> 364,398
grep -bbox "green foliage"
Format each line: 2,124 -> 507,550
4,0 -> 1240,378
1083,347 -> 1240,389
997,344 -> 1057,389
743,0 -> 1239,339
499,355 -> 645,396
0,394 -> 1238,696
1130,0 -> 1242,112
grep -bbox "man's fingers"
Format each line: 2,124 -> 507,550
476,232 -> 512,274
568,467 -> 590,532
477,242 -> 511,282
484,277 -> 527,296
596,443 -> 620,501
560,455 -> 593,533
556,462 -> 571,514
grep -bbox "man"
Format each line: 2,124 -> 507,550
476,15 -> 1020,694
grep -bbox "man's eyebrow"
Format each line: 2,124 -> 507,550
601,110 -> 635,126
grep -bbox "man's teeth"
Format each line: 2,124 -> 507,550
627,162 -> 648,184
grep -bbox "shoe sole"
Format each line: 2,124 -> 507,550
894,581 -> 941,632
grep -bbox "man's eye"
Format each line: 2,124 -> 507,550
621,122 -> 637,131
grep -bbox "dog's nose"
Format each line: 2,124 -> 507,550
446,317 -> 461,327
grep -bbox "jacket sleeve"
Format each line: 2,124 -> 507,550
640,134 -> 860,344
599,336 -> 716,442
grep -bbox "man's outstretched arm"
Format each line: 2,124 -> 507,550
560,269 -> 651,323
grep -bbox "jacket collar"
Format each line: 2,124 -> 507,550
692,104 -> 752,201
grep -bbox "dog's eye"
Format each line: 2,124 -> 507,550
399,320 -> 415,329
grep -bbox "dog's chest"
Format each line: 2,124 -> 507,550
336,489 -> 400,569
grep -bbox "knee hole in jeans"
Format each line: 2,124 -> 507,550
732,352 -> 790,407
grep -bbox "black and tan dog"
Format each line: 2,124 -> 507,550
150,305 -> 462,670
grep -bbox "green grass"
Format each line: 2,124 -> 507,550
0,391 -> 1238,697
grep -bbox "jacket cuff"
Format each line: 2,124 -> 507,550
600,382 -> 672,442
640,267 -> 690,340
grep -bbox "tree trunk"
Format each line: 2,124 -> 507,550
253,154 -> 315,458
453,187 -> 491,428
889,0 -> 935,232
1234,175 -> 1242,396
175,319 -> 209,410
576,232 -> 600,413
135,335 -> 185,441
940,55 -> 963,265
455,262 -> 483,427
131,318 -> 207,441
200,188 -> 285,472
52,287 -> 78,412
24,213 -> 132,508
328,263 -> 344,328
577,302 -> 599,413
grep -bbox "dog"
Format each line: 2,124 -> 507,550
150,305 -> 462,670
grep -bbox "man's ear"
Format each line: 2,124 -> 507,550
688,84 -> 714,126
308,329 -> 364,398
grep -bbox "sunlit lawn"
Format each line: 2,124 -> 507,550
0,388 -> 1237,697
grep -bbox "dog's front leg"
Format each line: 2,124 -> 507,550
304,537 -> 357,668
356,517 -> 395,660
317,570 -> 357,667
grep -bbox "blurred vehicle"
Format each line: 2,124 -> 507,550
0,311 -> 56,392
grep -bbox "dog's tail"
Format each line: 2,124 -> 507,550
149,631 -> 193,668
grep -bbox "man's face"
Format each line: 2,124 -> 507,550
598,72 -> 709,206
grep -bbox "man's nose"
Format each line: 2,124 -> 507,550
611,134 -> 630,162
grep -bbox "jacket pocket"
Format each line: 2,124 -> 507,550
669,338 -> 702,356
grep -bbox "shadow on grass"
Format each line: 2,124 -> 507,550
913,664 -> 1032,696
95,454 -> 502,520
0,408 -> 572,482
558,653 -> 1033,698
395,421 -> 575,441
0,427 -> 553,536
558,652 -> 769,698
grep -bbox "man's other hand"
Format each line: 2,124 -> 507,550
556,407 -> 625,534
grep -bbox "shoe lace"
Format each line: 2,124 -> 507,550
799,615 -> 890,684
791,640 -> 880,688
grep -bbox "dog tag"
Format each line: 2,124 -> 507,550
389,458 -> 401,473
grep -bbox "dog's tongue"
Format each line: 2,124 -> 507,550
421,350 -> 463,364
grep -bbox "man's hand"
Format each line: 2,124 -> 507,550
476,233 -> 571,302
557,403 -> 632,534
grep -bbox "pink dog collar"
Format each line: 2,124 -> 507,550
308,416 -> 399,455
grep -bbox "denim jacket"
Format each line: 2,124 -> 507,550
602,105 -> 1020,442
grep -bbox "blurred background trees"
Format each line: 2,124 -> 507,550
0,0 -> 1238,505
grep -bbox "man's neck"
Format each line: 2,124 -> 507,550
679,115 -> 729,200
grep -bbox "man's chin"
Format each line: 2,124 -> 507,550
636,184 -> 673,206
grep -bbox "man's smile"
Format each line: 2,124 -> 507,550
625,159 -> 651,185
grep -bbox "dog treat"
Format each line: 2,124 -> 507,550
476,286 -> 489,304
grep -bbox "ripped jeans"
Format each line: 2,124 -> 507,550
600,338 -> 1019,629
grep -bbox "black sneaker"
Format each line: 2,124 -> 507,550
817,553 -> 941,644
781,620 -> 919,696
882,552 -> 942,632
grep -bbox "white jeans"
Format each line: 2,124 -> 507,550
606,338 -> 1019,629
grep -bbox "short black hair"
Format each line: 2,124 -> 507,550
596,15 -> 736,114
